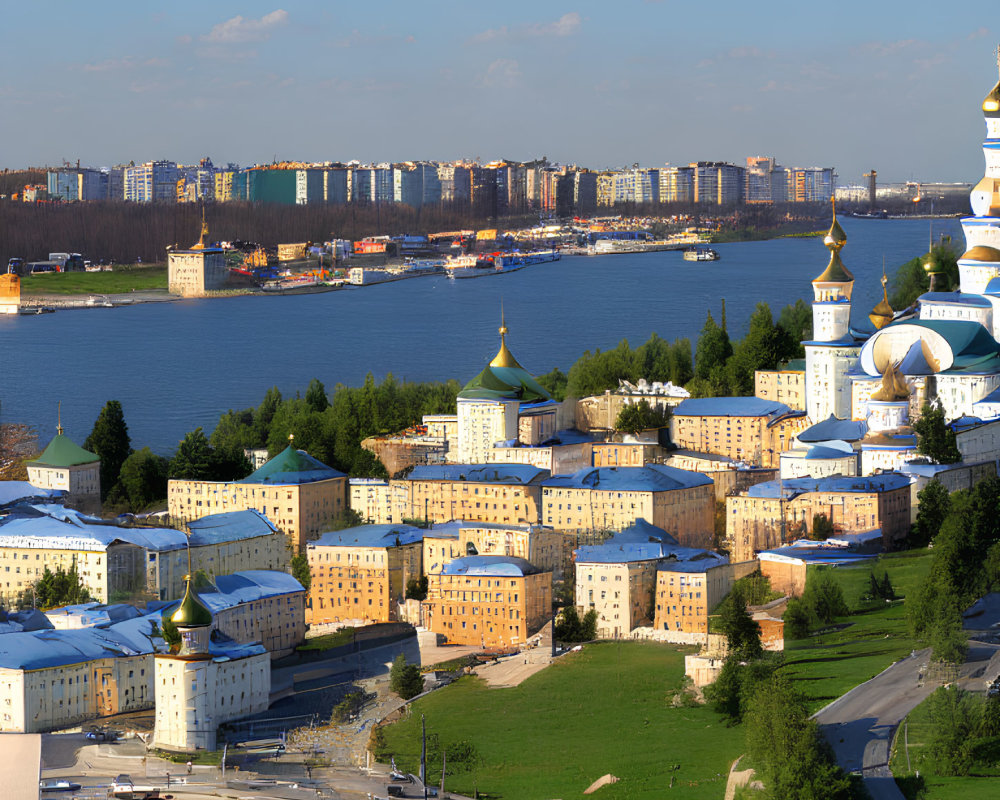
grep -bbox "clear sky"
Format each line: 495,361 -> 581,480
0,1 -> 996,183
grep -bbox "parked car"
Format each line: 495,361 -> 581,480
39,779 -> 82,792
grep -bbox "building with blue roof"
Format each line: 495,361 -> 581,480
0,480 -> 63,510
0,505 -> 286,604
671,397 -> 809,469
168,444 -> 348,552
420,520 -> 564,579
424,555 -> 552,649
779,438 -> 859,481
541,465 -> 715,549
307,524 -> 424,627
728,472 -> 912,562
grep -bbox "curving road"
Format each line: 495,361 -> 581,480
815,643 -> 1000,800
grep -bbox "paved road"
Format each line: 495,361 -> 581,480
815,642 -> 1000,800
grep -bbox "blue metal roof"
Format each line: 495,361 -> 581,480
746,473 -> 911,499
0,617 -> 160,671
797,415 -> 868,443
657,549 -> 730,573
438,555 -> 543,577
0,481 -> 63,509
985,277 -> 1000,295
673,397 -> 790,418
45,603 -> 142,628
897,340 -> 936,375
407,464 -> 550,484
542,464 -> 712,492
575,542 -> 669,563
187,509 -> 278,545
607,518 -> 679,545
193,570 -> 305,613
758,542 -> 877,566
805,444 -> 857,460
310,523 -> 424,548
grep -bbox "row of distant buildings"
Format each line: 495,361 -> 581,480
29,156 -> 836,212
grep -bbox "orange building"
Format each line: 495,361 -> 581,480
654,557 -> 758,639
306,524 -> 423,626
424,556 -> 552,649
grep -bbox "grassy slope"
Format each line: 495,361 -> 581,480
19,266 -> 167,295
380,642 -> 743,800
780,550 -> 933,712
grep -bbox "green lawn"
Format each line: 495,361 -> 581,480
20,265 -> 167,295
781,550 -> 934,712
297,627 -> 356,652
888,692 -> 1000,799
380,641 -> 743,800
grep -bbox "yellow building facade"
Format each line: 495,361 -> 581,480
654,559 -> 758,639
754,368 -> 807,411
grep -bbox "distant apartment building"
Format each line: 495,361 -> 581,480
745,157 -> 786,204
424,555 -> 552,649
726,473 -> 912,561
654,556 -> 756,640
420,520 -> 564,577
305,524 -> 423,626
596,172 -> 615,206
786,167 -> 835,203
659,166 -> 694,204
692,162 -> 745,205
325,167 -> 349,204
612,168 -> 659,204
540,465 -> 715,547
670,397 -> 809,468
295,168 -> 325,205
47,168 -> 108,202
124,160 -> 179,202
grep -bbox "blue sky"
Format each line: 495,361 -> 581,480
0,1 -> 996,183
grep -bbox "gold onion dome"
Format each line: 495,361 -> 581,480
170,575 -> 213,628
490,310 -> 524,369
869,272 -> 894,330
814,199 -> 854,283
984,78 -> 1000,116
960,244 -> 1000,262
870,360 -> 910,403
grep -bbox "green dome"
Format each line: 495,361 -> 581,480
29,434 -> 98,468
170,579 -> 213,628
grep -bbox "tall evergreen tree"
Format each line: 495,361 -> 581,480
914,402 -> 961,464
169,428 -> 214,479
305,378 -> 330,413
84,400 -> 132,501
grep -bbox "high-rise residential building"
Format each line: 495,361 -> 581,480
785,167 -> 835,202
47,168 -> 109,202
692,162 -> 745,205
393,165 -> 424,207
325,167 -> 349,204
418,162 -> 442,205
107,166 -> 126,201
248,168 -> 297,204
596,172 -> 615,206
295,169 -> 325,205
573,171 -> 598,212
659,166 -> 694,204
350,166 -> 371,204
555,173 -> 576,217
471,166 -> 498,217
372,166 -> 395,205
745,157 -> 781,204
124,160 -> 180,203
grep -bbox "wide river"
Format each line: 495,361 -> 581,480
0,216 -> 964,455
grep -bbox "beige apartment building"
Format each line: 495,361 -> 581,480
541,465 -> 714,548
306,524 -> 424,626
754,364 -> 807,411
169,444 -> 348,552
726,473 -> 912,562
423,556 -> 552,649
419,521 -> 564,577
670,397 -> 809,468
654,558 -> 758,640
574,544 -> 664,638
392,464 -> 548,527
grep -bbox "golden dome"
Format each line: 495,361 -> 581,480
960,244 -> 1000,262
813,198 -> 854,284
869,272 -> 894,330
170,575 -> 213,628
489,308 -> 525,369
984,78 -> 1000,116
870,361 -> 910,403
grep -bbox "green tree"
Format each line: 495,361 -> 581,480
580,608 -> 598,640
783,598 -> 812,639
169,428 -> 215,479
890,242 -> 960,309
802,570 -> 848,624
305,378 -> 330,413
84,400 -> 132,501
929,610 -> 969,665
614,399 -> 671,435
290,553 -> 311,591
911,479 -> 951,548
914,402 -> 961,464
405,575 -> 428,601
555,605 -> 582,642
389,654 -> 424,700
536,367 -> 568,401
776,298 -> 812,357
692,309 -> 733,395
926,686 -> 981,775
117,447 -> 168,511
27,563 -> 92,610
705,653 -> 783,725
744,675 -> 855,799
726,302 -> 797,395
717,592 -> 763,659
810,512 -> 835,541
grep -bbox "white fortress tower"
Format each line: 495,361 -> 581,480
805,202 -> 862,421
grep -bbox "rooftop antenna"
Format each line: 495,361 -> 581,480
57,401 -> 63,436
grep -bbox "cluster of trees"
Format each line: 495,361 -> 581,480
331,688 -> 369,724
554,605 -> 598,642
889,240 -> 960,310
0,422 -> 36,481
614,399 -> 671,435
389,653 -> 425,700
15,563 -> 91,610
908,476 -> 1000,663
920,685 -> 1000,776
783,571 -> 850,639
562,333 -> 693,400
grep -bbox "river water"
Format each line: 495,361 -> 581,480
0,216 -> 964,455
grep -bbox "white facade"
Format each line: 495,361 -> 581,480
806,344 -> 859,421
152,652 -> 269,752
861,446 -> 918,476
779,449 -> 858,480
26,461 -> 100,515
456,398 -> 519,464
